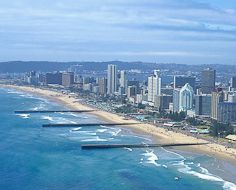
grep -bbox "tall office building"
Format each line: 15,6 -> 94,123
97,77 -> 107,95
173,88 -> 180,112
45,72 -> 62,85
107,64 -> 117,95
217,102 -> 236,124
120,70 -> 126,90
201,68 -> 216,94
195,94 -> 212,116
174,75 -> 196,90
211,91 -> 224,120
62,72 -> 74,87
127,86 -> 137,98
148,70 -> 161,102
154,95 -> 173,111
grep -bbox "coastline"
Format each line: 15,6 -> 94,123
1,84 -> 236,165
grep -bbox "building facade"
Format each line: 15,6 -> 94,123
45,72 -> 62,85
148,70 -> 161,102
154,95 -> 173,111
195,94 -> 212,116
107,64 -> 117,95
179,83 -> 194,112
217,102 -> 236,124
211,91 -> 224,120
201,68 -> 216,94
120,70 -> 126,92
62,72 -> 74,87
97,77 -> 107,95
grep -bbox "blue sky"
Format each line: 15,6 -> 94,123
0,0 -> 236,64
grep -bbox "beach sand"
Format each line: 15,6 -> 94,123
1,84 -> 236,165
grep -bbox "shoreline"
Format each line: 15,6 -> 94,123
1,84 -> 236,165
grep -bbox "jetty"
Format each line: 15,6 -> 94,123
42,122 -> 140,128
81,143 -> 208,150
15,110 -> 95,114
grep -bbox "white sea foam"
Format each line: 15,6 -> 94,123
96,129 -> 108,133
74,131 -> 97,136
108,129 -> 122,136
70,127 -> 82,132
41,115 -> 77,124
68,113 -> 79,117
19,94 -> 33,98
162,164 -> 168,168
100,125 -> 122,136
124,147 -> 133,152
41,116 -> 54,121
32,103 -> 46,111
81,136 -> 109,142
7,90 -> 23,94
16,114 -> 30,119
174,159 -> 236,190
142,150 -> 160,167
157,148 -> 236,189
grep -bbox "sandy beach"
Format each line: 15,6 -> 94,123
1,84 -> 236,164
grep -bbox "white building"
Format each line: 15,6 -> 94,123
107,64 -> 117,95
179,83 -> 194,112
173,83 -> 194,112
148,70 -> 161,102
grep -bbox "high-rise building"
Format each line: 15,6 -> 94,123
45,72 -> 62,85
148,70 -> 161,102
120,70 -> 126,90
154,95 -> 173,111
211,91 -> 224,120
201,68 -> 216,94
62,72 -> 74,87
127,86 -> 137,98
173,83 -> 194,112
195,94 -> 212,116
97,77 -> 107,95
173,88 -> 180,112
174,75 -> 196,90
179,83 -> 194,112
217,102 -> 236,124
107,64 -> 117,95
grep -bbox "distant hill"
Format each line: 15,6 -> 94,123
0,61 -> 235,74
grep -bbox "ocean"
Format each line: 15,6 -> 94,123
0,87 -> 236,190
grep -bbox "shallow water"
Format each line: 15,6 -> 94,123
0,88 -> 236,190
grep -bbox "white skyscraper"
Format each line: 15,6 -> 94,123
107,64 -> 117,95
173,83 -> 194,112
148,70 -> 161,102
179,83 -> 194,112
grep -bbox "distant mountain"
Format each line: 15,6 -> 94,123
0,61 -> 235,74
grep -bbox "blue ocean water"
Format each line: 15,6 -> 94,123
0,88 -> 236,190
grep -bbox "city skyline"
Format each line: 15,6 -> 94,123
0,0 -> 236,64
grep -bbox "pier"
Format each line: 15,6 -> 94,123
42,122 -> 140,128
81,143 -> 208,150
15,110 -> 95,114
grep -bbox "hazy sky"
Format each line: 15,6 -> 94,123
0,0 -> 236,64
